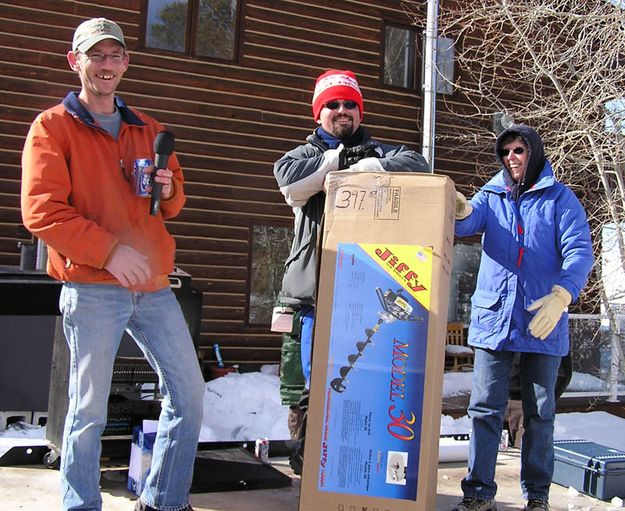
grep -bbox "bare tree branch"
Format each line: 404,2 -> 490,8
404,0 -> 625,386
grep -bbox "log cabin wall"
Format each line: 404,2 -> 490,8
0,0 -> 478,371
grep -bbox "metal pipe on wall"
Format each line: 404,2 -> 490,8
422,0 -> 439,172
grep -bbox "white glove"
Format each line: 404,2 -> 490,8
279,144 -> 344,207
348,157 -> 385,172
527,285 -> 572,340
321,143 -> 345,173
455,191 -> 473,220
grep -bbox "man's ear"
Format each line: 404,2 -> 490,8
67,51 -> 80,72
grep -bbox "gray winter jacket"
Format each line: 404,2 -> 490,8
274,128 -> 430,306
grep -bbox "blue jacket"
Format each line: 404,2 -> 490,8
455,159 -> 593,356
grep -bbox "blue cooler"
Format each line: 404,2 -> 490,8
553,439 -> 625,500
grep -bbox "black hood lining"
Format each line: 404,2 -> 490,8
495,124 -> 546,195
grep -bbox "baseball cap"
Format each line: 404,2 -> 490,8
72,18 -> 126,53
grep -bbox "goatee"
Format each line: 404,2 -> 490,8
331,123 -> 354,139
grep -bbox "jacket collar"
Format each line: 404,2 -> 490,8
484,159 -> 556,195
306,126 -> 373,151
62,91 -> 146,129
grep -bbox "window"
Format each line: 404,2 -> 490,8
435,36 -> 455,95
602,222 -> 625,304
421,35 -> 455,95
383,24 -> 418,89
383,24 -> 454,94
448,242 -> 481,326
146,0 -> 240,60
247,224 -> 293,325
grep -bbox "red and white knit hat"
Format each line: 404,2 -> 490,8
311,69 -> 364,121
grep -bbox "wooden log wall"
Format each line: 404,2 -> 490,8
0,0 -> 482,370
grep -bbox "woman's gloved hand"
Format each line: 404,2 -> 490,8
527,285 -> 572,340
455,191 -> 473,220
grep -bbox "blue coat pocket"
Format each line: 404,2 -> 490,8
470,290 -> 501,330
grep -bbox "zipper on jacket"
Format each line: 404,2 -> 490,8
119,159 -> 130,182
516,223 -> 524,267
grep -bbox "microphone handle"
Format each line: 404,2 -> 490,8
150,181 -> 163,216
150,149 -> 171,216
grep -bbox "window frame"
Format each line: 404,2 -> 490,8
141,0 -> 243,63
433,35 -> 456,95
381,20 -> 422,92
245,222 -> 293,328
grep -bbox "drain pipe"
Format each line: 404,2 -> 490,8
422,0 -> 439,172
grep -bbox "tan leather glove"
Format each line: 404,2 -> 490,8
527,285 -> 572,340
455,191 -> 473,220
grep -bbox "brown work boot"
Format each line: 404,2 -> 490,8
287,405 -> 304,439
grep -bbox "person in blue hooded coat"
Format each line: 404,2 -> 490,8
451,125 -> 594,511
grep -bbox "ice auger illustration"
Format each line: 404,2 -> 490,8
330,287 -> 423,393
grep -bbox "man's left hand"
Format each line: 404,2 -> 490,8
152,167 -> 174,199
348,157 -> 384,172
527,285 -> 572,340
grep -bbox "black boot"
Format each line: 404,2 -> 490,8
289,388 -> 309,475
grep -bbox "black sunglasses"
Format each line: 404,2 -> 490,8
499,146 -> 526,158
324,100 -> 358,110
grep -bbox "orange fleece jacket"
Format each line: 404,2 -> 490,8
21,93 -> 185,291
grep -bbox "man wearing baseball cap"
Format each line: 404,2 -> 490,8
72,17 -> 127,53
21,18 -> 203,511
273,69 -> 430,474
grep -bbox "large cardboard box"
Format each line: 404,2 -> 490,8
299,172 -> 455,511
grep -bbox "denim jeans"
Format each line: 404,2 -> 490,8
299,305 -> 315,388
461,348 -> 560,501
59,283 -> 205,511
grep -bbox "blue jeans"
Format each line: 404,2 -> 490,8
462,348 -> 560,501
299,305 -> 315,388
59,283 -> 205,511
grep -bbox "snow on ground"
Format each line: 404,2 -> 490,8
1,367 -> 623,454
198,365 -> 290,442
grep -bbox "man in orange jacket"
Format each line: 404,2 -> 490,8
21,18 -> 203,511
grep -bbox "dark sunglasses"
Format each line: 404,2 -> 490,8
324,100 -> 358,110
499,146 -> 526,158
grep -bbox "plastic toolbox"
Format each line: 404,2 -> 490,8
553,439 -> 625,500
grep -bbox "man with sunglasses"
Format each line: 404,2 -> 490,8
21,18 -> 203,511
452,125 -> 593,511
273,69 -> 429,475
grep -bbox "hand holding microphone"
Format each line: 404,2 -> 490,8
150,130 -> 175,216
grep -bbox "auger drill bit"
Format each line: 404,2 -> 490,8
330,319 -> 383,392
329,287 -> 423,394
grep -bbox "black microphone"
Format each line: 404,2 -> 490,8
150,130 -> 175,216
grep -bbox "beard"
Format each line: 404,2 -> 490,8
329,117 -> 355,139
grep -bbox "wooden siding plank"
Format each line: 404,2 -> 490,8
0,0 -> 480,369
